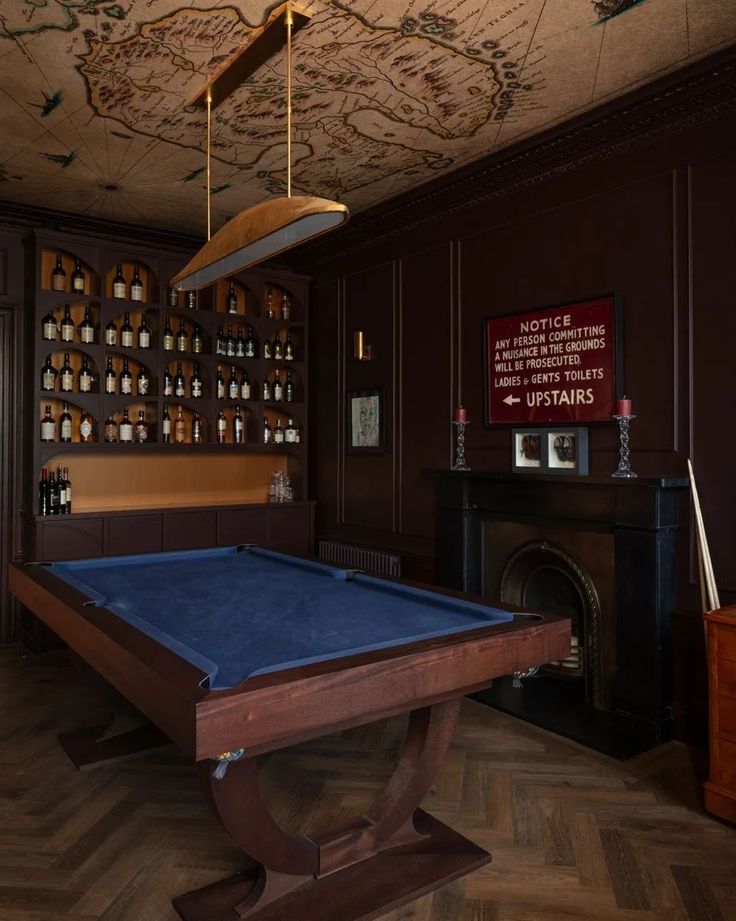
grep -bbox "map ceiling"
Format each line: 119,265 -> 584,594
0,0 -> 733,234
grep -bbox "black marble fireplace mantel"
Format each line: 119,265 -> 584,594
432,470 -> 689,757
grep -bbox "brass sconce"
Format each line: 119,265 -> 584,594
353,331 -> 372,361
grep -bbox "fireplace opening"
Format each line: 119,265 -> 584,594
523,566 -> 584,679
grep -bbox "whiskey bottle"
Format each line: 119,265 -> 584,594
174,406 -> 186,444
235,325 -> 245,358
119,408 -> 133,443
105,317 -> 117,346
41,405 -> 55,442
265,287 -> 276,319
281,290 -> 291,320
120,358 -> 133,395
192,412 -> 203,445
245,326 -> 256,358
136,364 -> 149,396
58,465 -> 67,515
42,309 -> 57,340
225,324 -> 235,358
130,264 -> 144,302
162,316 -> 174,351
263,336 -> 272,360
60,304 -> 75,342
273,417 -> 285,444
134,410 -> 149,443
284,333 -> 295,361
173,362 -> 186,398
285,369 -> 294,402
240,369 -> 251,401
120,312 -> 134,348
39,468 -> 49,516
41,354 -> 57,391
52,252 -> 66,292
104,412 -> 118,442
226,281 -> 238,314
104,357 -> 117,394
162,403 -> 171,443
64,466 -> 72,512
78,355 -> 94,393
272,369 -> 283,402
80,409 -> 94,443
262,376 -> 272,401
228,365 -> 239,400
263,416 -> 272,444
191,324 -> 203,354
216,410 -> 227,444
71,258 -> 85,295
233,405 -> 244,444
60,401 -> 72,443
137,311 -> 151,349
78,306 -> 95,344
272,332 -> 283,361
167,286 -> 178,308
48,471 -> 60,515
113,264 -> 126,299
162,366 -> 173,397
216,365 -> 225,399
285,417 -> 294,443
216,326 -> 225,356
60,353 -> 74,392
176,318 -> 189,352
191,362 -> 203,398
186,290 -> 197,310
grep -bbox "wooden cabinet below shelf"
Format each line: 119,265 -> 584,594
704,606 -> 736,824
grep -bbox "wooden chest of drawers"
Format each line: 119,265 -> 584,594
704,605 -> 736,822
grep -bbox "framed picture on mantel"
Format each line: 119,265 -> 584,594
484,294 -> 623,426
347,387 -> 385,454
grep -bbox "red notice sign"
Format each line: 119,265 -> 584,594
485,296 -> 620,424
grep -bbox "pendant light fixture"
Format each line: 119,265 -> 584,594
172,2 -> 348,292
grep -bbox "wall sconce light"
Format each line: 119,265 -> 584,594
353,331 -> 372,361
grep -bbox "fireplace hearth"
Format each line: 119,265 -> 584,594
434,471 -> 687,758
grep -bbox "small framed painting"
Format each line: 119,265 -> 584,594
512,429 -> 543,472
347,387 -> 385,454
546,427 -> 589,475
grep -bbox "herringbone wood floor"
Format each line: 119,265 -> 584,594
2,646 -> 735,921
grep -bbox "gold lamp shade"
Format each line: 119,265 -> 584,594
172,195 -> 349,291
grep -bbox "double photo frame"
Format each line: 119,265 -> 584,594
512,426 -> 589,475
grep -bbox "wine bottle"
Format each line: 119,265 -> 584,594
190,362 -> 203,398
162,315 -> 174,351
119,408 -> 133,443
272,332 -> 283,361
38,468 -> 49,516
71,258 -> 85,295
130,264 -> 144,302
78,306 -> 95,344
233,405 -> 244,444
216,365 -> 225,399
64,466 -> 72,512
79,410 -> 94,443
174,362 -> 185,398
281,290 -> 291,320
216,325 -> 225,356
265,286 -> 276,320
162,366 -> 173,397
228,365 -> 238,400
60,304 -> 75,342
78,355 -> 94,393
48,471 -> 60,515
41,354 -> 57,391
58,465 -> 67,515
263,416 -> 272,444
134,410 -> 149,443
285,369 -> 294,402
120,358 -> 133,395
191,411 -> 203,445
104,412 -> 118,442
263,336 -> 272,360
225,324 -> 235,358
60,353 -> 74,393
191,324 -> 203,354
167,286 -> 178,308
285,417 -> 296,444
42,309 -> 58,341
105,317 -> 117,346
174,406 -> 186,444
51,252 -> 66,292
235,324 -> 245,358
272,369 -> 283,402
273,417 -> 284,444
60,401 -> 72,443
113,263 -> 126,299
240,369 -> 251,401
216,410 -> 227,444
245,326 -> 256,358
226,281 -> 238,314
137,364 -> 149,396
138,311 -> 151,349
262,376 -> 272,402
186,290 -> 197,310
104,357 -> 116,394
176,318 -> 188,352
162,403 -> 171,443
284,333 -> 295,361
120,311 -> 134,347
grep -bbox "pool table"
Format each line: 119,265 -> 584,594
10,545 -> 570,921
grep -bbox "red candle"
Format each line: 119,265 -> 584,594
616,396 -> 632,416
453,405 -> 468,423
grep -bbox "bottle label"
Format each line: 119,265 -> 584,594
282,307 -> 291,320
42,371 -> 55,390
138,379 -> 149,395
113,281 -> 126,299
66,484 -> 71,504
241,383 -> 251,400
264,429 -> 272,444
234,420 -> 244,442
274,346 -> 283,360
164,381 -> 172,396
61,326 -> 74,342
273,384 -> 283,401
285,350 -> 293,360
52,277 -> 65,292
61,419 -> 72,440
168,290 -> 178,307
43,321 -> 57,339
187,293 -> 197,309
105,376 -> 116,394
121,330 -> 134,347
131,286 -> 143,302
163,333 -> 174,350
80,327 -> 94,343
105,329 -> 116,345
121,377 -> 132,394
80,420 -> 93,438
192,380 -> 202,398
105,423 -> 117,442
175,422 -> 186,443
61,371 -> 73,390
175,382 -> 185,397
73,278 -> 84,294
80,374 -> 91,393
274,430 -> 284,444
245,343 -> 255,358
177,336 -> 188,351
226,342 -> 235,357
120,423 -> 133,441
139,331 -> 150,348
229,383 -> 238,399
264,345 -> 272,359
217,382 -> 225,399
217,419 -> 227,434
135,425 -> 148,442
162,419 -> 171,436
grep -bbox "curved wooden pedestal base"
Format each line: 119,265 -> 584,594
173,809 -> 489,921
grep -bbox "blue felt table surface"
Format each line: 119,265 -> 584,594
50,547 -> 514,690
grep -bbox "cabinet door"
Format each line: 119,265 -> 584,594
267,505 -> 314,555
40,518 -> 103,561
218,508 -> 267,547
162,511 -> 217,551
106,514 -> 162,556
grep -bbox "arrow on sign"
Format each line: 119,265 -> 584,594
503,394 -> 521,405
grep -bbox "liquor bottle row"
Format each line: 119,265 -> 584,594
50,253 -> 86,295
39,466 -> 73,515
213,324 -> 298,361
41,353 -> 97,394
41,403 -> 95,443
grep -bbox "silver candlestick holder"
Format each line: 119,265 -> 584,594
452,421 -> 470,471
612,414 -> 637,478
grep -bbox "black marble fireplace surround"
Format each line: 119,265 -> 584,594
434,472 -> 688,758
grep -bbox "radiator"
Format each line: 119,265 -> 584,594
318,540 -> 401,577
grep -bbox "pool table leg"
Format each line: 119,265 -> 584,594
173,699 -> 490,921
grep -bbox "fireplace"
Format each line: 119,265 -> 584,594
434,471 -> 687,757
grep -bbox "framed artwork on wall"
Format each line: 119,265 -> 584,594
347,387 -> 385,454
512,426 -> 589,475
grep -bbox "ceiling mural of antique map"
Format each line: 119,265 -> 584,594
0,0 -> 733,233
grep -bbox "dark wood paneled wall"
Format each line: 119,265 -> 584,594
303,76 -> 736,739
